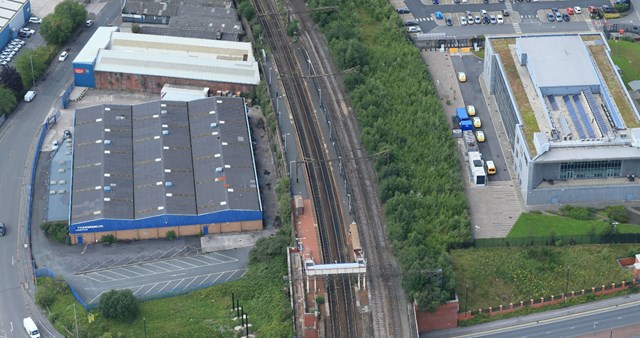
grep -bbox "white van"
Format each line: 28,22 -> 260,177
23,317 -> 40,338
24,90 -> 36,102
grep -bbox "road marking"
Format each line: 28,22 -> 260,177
170,279 -> 185,292
198,274 -> 213,286
213,252 -> 239,262
131,285 -> 145,296
131,265 -> 156,274
89,291 -> 107,304
102,269 -> 130,279
156,281 -> 172,293
118,267 -> 144,276
156,260 -> 182,269
11,256 -> 14,266
10,322 -> 12,332
147,262 -> 170,272
176,257 -> 199,267
170,272 -> 187,277
143,283 -> 160,296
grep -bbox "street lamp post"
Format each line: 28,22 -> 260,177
29,54 -> 35,88
465,284 -> 469,318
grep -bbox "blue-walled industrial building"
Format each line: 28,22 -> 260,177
0,0 -> 32,51
70,94 -> 263,244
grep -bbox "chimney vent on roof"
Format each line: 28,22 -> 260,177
210,122 -> 218,128
215,167 -> 223,173
162,130 -> 169,135
165,182 -> 173,188
104,139 -> 111,145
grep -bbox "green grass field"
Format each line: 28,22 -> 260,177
610,40 -> 640,89
507,212 -> 640,237
39,262 -> 292,337
452,244 -> 640,311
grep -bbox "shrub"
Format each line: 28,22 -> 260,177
606,206 -> 629,223
559,205 -> 593,220
131,23 -> 141,33
40,221 -> 70,244
101,234 -> 116,243
36,286 -> 56,307
165,230 -> 177,240
99,289 -> 139,323
614,3 -> 630,12
315,295 -> 324,305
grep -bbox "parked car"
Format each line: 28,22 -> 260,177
18,32 -> 30,38
547,12 -> 556,21
556,12 -> 563,21
435,11 -> 443,20
19,28 -> 35,35
0,61 -> 7,66
433,0 -> 439,4
467,105 -> 476,116
472,117 -> 482,128
0,222 -> 5,236
602,5 -> 611,12
445,17 -> 453,26
404,20 -> 419,26
467,14 -> 474,24
483,16 -> 490,24
24,90 -> 36,102
476,131 -> 486,142
574,6 -> 582,14
4,46 -> 18,52
490,15 -> 497,24
502,10 -> 510,17
12,39 -> 25,45
566,7 -> 575,15
396,7 -> 410,14
58,51 -> 69,61
460,16 -> 468,26
52,140 -> 60,150
64,130 -> 72,139
481,9 -> 488,16
458,72 -> 467,82
407,26 -> 421,33
588,6 -> 597,13
475,16 -> 482,24
497,14 -> 504,24
563,13 -> 570,21
85,20 -> 94,27
28,16 -> 42,23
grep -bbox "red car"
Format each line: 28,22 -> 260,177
588,5 -> 597,14
566,7 -> 574,15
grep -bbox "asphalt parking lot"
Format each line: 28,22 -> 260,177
69,247 -> 250,304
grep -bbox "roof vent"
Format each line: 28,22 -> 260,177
165,182 -> 173,188
104,140 -> 111,145
161,110 -> 167,114
215,167 -> 223,172
104,186 -> 112,192
210,122 -> 218,128
162,130 -> 169,135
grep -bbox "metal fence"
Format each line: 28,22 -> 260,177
458,233 -> 640,249
603,23 -> 640,39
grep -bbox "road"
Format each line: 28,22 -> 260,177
425,296 -> 640,337
0,2 -> 122,336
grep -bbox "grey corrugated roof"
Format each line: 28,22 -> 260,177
71,97 -> 260,223
73,26 -> 119,64
629,80 -> 640,92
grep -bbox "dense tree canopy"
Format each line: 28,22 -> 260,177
0,66 -> 24,98
99,289 -> 140,323
40,0 -> 86,45
0,85 -> 17,116
307,0 -> 472,309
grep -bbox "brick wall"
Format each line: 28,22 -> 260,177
415,300 -> 459,333
94,71 -> 254,94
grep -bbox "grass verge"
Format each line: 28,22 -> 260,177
589,44 -> 640,128
452,244 -> 640,311
508,212 -> 640,237
609,39 -> 640,89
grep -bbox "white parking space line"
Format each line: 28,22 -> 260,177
167,259 -> 198,269
130,265 -> 157,274
155,260 -> 183,270
89,291 -> 107,304
116,267 -> 144,276
224,269 -> 245,282
146,262 -> 171,272
211,252 -> 239,262
170,279 -> 185,292
102,269 -> 131,279
197,274 -> 213,287
143,283 -> 161,296
183,256 -> 212,265
184,276 -> 200,289
131,285 -> 146,296
174,258 -> 199,267
156,281 -> 173,293
170,247 -> 188,258
80,274 -> 109,283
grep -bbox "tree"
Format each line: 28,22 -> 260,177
54,0 -> 87,28
15,48 -> 49,88
0,86 -> 17,116
0,66 -> 24,98
99,289 -> 139,323
40,14 -> 74,45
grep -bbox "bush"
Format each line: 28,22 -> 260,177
165,230 -> 177,240
614,3 -> 630,12
315,295 -> 324,305
131,23 -> 141,33
99,289 -> 139,323
36,286 -> 56,307
101,234 -> 116,243
40,221 -> 70,244
606,206 -> 629,223
559,205 -> 594,220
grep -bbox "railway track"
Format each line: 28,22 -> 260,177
251,0 -> 359,337
283,1 -> 414,337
